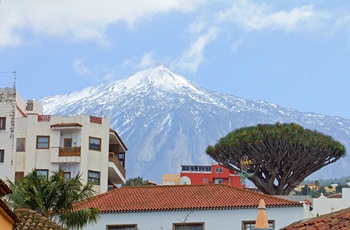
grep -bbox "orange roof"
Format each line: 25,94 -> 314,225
282,207 -> 350,229
15,208 -> 65,230
0,179 -> 17,223
50,123 -> 82,128
0,179 -> 11,196
0,199 -> 17,223
76,184 -> 302,213
327,193 -> 342,198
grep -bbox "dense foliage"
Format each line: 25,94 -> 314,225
123,177 -> 149,186
206,123 -> 346,195
6,170 -> 100,229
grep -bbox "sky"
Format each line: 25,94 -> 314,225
1,0 -> 350,119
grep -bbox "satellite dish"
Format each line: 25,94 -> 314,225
179,176 -> 191,185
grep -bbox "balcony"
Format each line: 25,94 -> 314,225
51,147 -> 81,164
59,147 -> 81,157
108,152 -> 126,184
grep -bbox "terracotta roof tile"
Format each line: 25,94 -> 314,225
50,123 -> 82,128
327,193 -> 342,198
0,178 -> 11,196
76,184 -> 302,213
0,199 -> 18,223
282,207 -> 350,230
15,208 -> 66,230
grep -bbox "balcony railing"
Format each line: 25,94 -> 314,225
109,152 -> 126,178
90,116 -> 102,124
38,115 -> 51,122
59,147 -> 81,157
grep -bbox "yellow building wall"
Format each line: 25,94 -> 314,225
0,208 -> 14,230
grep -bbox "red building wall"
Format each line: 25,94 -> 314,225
180,164 -> 245,188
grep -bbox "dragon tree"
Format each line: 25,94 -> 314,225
206,123 -> 346,195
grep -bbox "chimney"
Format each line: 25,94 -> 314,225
26,100 -> 34,111
252,199 -> 274,230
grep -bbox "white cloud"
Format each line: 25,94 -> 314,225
73,59 -> 98,81
0,0 -> 203,47
187,20 -> 206,35
138,52 -> 156,69
173,1 -> 332,74
73,58 -> 136,82
231,37 -> 244,54
175,26 -> 219,73
216,1 -> 328,32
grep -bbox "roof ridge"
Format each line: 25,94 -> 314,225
76,184 -> 302,214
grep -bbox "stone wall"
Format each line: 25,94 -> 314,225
0,88 -> 16,181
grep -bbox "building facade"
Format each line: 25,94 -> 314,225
180,163 -> 245,188
162,174 -> 180,185
0,88 -> 34,181
311,188 -> 350,216
0,88 -> 127,194
76,184 -> 303,230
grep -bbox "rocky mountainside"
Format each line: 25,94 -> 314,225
41,65 -> 350,182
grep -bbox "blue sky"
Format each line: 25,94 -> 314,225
1,0 -> 350,119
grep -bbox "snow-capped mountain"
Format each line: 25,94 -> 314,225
41,65 -> 350,182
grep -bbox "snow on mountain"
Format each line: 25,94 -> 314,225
40,65 -> 350,182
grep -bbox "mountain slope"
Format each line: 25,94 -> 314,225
40,65 -> 350,182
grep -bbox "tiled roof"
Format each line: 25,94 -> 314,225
0,178 -> 11,196
327,193 -> 342,198
0,199 -> 18,223
282,207 -> 350,230
15,209 -> 66,230
0,179 -> 17,223
50,123 -> 83,128
76,184 -> 302,213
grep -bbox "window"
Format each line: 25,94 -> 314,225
203,178 -> 208,183
215,168 -> 223,173
36,169 -> 49,179
15,172 -> 24,180
0,117 -> 6,130
119,153 -> 125,167
174,223 -> 204,230
182,166 -> 190,171
63,172 -> 71,181
64,138 -> 72,151
214,178 -> 223,184
0,150 -> 4,163
242,220 -> 275,230
16,138 -> 25,152
36,136 -> 50,149
107,225 -> 137,230
89,137 -> 101,151
88,171 -> 100,185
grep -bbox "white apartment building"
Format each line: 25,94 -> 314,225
0,87 -> 127,194
0,87 -> 34,181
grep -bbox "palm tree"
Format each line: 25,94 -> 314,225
6,170 -> 100,229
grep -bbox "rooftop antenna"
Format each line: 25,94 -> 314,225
239,155 -> 256,184
0,71 -> 16,89
13,71 -> 16,89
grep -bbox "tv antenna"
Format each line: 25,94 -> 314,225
0,71 -> 16,89
239,155 -> 256,184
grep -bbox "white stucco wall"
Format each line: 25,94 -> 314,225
83,206 -> 303,230
12,115 -> 112,194
312,188 -> 350,216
